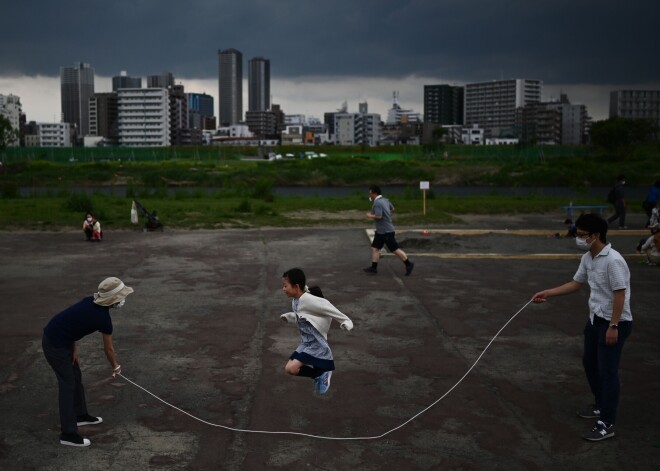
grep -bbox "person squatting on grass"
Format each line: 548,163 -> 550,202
42,277 -> 133,447
363,185 -> 414,276
532,213 -> 632,441
280,268 -> 353,395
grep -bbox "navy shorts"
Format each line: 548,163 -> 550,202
371,232 -> 400,252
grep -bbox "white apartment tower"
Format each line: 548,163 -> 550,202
117,88 -> 170,147
465,79 -> 542,138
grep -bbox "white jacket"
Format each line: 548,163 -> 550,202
280,292 -> 353,339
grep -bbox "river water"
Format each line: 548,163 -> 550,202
17,185 -> 649,200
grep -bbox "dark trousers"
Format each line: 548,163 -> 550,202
607,202 -> 626,227
42,335 -> 88,434
582,317 -> 631,425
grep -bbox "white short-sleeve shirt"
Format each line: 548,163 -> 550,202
573,243 -> 632,323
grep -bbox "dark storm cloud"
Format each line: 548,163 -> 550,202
2,0 -> 658,85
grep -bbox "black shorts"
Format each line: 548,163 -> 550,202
371,232 -> 400,252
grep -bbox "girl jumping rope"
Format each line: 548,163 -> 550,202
280,268 -> 353,395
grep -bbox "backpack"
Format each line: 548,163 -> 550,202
607,187 -> 615,204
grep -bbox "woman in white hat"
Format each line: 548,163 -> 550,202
42,277 -> 133,447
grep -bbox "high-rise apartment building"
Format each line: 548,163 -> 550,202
117,88 -> 170,147
465,79 -> 542,138
60,62 -> 95,138
248,57 -> 270,112
112,71 -> 142,91
424,85 -> 464,125
218,49 -> 243,126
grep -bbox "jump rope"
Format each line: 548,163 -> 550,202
118,298 -> 534,441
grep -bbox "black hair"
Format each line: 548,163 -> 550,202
575,213 -> 608,243
654,180 -> 660,188
564,218 -> 573,225
368,185 -> 382,195
616,174 -> 626,182
282,268 -> 306,291
308,286 -> 324,298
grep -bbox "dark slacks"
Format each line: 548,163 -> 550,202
582,316 -> 632,425
42,335 -> 88,434
607,202 -> 626,227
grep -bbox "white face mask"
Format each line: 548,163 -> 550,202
114,299 -> 126,309
575,236 -> 594,251
87,217 -> 92,222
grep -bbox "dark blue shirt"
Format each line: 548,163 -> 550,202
43,296 -> 113,348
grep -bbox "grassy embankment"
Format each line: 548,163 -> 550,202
1,144 -> 658,230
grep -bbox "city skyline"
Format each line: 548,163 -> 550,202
2,0 -> 659,125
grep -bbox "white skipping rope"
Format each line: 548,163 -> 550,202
118,298 -> 534,441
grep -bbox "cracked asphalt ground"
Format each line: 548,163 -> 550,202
1,214 -> 658,470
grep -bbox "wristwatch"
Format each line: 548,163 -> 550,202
609,323 -> 618,329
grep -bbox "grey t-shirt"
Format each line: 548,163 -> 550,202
372,195 -> 396,233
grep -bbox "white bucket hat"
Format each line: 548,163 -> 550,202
93,277 -> 134,306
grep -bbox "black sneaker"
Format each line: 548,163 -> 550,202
60,433 -> 91,447
582,420 -> 615,441
405,262 -> 415,276
363,266 -> 377,275
77,414 -> 103,426
577,404 -> 600,419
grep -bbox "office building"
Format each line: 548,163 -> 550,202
218,49 -> 243,126
60,62 -> 95,138
147,71 -> 174,89
187,92 -> 215,130
465,79 -> 542,138
610,90 -> 660,137
117,88 -> 170,147
424,84 -> 464,125
386,92 -> 421,125
248,57 -> 270,112
112,71 -> 142,91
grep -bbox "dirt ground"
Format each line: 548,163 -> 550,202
1,213 -> 658,470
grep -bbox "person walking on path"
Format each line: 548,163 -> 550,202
532,213 -> 632,441
607,174 -> 627,229
42,277 -> 133,447
363,185 -> 414,276
280,268 -> 353,395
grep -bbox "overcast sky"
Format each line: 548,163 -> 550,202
2,0 -> 659,122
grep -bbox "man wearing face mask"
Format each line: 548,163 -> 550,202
607,174 -> 627,229
532,213 -> 632,442
42,277 -> 133,447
